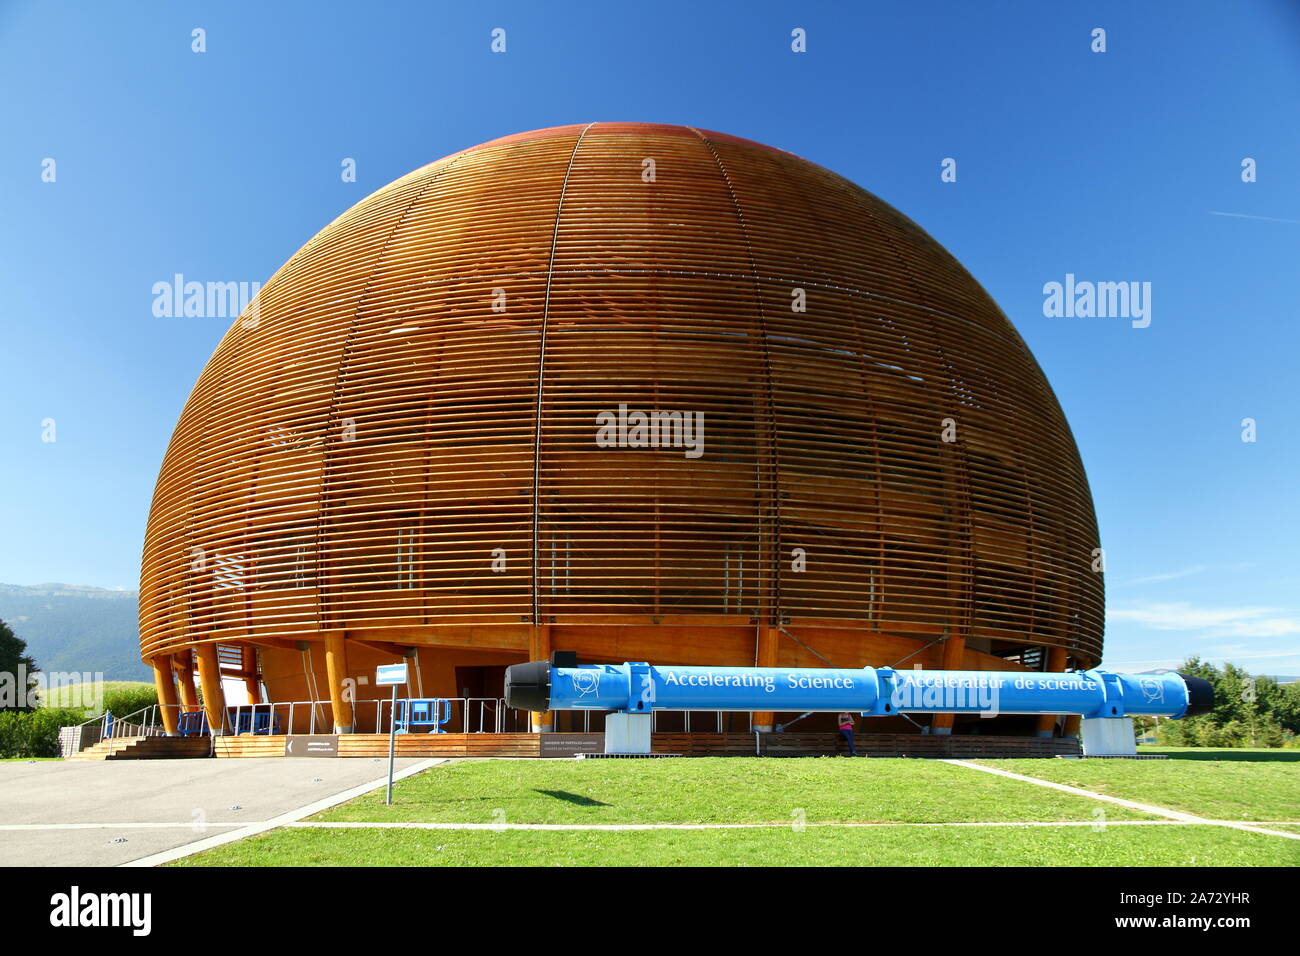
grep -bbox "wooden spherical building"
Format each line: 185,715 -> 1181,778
141,123 -> 1102,737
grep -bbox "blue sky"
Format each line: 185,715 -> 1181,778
1,1 -> 1297,673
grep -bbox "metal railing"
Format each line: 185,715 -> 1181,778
205,697 -> 533,737
69,704 -> 168,748
70,699 -> 757,741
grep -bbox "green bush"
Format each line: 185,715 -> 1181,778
1155,710 -> 1293,748
102,685 -> 157,718
1144,658 -> 1300,748
0,707 -> 87,758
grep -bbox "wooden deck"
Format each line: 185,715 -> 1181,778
211,732 -> 1081,759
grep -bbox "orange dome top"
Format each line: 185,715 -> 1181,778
140,123 -> 1102,669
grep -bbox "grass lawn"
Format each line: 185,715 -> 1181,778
309,757 -> 1152,826
170,751 -> 1300,867
37,680 -> 153,710
174,822 -> 1299,867
977,747 -> 1300,821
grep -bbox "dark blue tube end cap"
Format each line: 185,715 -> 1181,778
1178,674 -> 1215,717
505,660 -> 551,712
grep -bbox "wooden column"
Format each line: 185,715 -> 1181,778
751,626 -> 780,732
151,655 -> 180,735
194,643 -> 228,735
176,649 -> 199,711
323,631 -> 354,733
241,645 -> 261,703
929,630 -> 967,735
529,625 -> 552,732
1035,646 -> 1070,737
1062,714 -> 1082,737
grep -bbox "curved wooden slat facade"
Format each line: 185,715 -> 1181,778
140,123 -> 1102,735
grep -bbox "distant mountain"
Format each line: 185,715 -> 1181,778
0,583 -> 146,681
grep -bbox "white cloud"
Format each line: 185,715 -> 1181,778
1102,650 -> 1300,672
1123,566 -> 1207,586
1103,602 -> 1300,674
1106,601 -> 1300,638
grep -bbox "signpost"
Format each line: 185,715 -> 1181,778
376,663 -> 408,804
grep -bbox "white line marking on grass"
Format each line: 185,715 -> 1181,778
119,758 -> 446,867
0,823 -> 246,831
14,818 -> 1300,835
942,760 -> 1300,842
282,819 -> 1296,832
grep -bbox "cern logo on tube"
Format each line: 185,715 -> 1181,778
1139,677 -> 1165,704
571,670 -> 600,698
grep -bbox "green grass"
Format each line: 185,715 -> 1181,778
171,750 -> 1300,867
309,757 -> 1151,826
174,823 -> 1299,867
977,747 -> 1300,821
37,680 -> 152,710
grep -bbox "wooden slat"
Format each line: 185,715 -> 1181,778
207,732 -> 1078,760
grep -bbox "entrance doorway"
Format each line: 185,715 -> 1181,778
454,665 -> 510,733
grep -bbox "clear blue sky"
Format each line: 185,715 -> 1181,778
1,1 -> 1297,673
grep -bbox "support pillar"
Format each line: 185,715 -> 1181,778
529,625 -> 552,732
323,631 -> 354,734
752,626 -> 780,732
176,649 -> 199,711
929,630 -> 967,735
1062,714 -> 1082,738
194,643 -> 228,735
409,647 -> 425,699
1080,716 -> 1137,756
1035,646 -> 1070,737
604,713 -> 652,754
241,645 -> 261,704
151,655 -> 180,736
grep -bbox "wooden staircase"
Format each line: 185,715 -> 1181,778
70,735 -> 212,760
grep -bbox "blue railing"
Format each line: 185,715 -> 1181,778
394,698 -> 453,734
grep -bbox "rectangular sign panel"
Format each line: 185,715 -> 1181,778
376,663 -> 408,686
284,735 -> 338,757
538,733 -> 604,758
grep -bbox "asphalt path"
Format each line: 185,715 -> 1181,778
0,756 -> 426,866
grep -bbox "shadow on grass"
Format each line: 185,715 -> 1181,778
536,789 -> 612,806
1151,750 -> 1300,763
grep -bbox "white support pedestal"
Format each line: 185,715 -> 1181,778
604,713 -> 652,754
1080,716 -> 1137,756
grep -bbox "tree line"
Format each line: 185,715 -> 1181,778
1135,657 -> 1300,748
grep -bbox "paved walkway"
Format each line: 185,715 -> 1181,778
0,757 -> 432,866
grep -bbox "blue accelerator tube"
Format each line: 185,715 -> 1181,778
504,660 -> 1214,720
